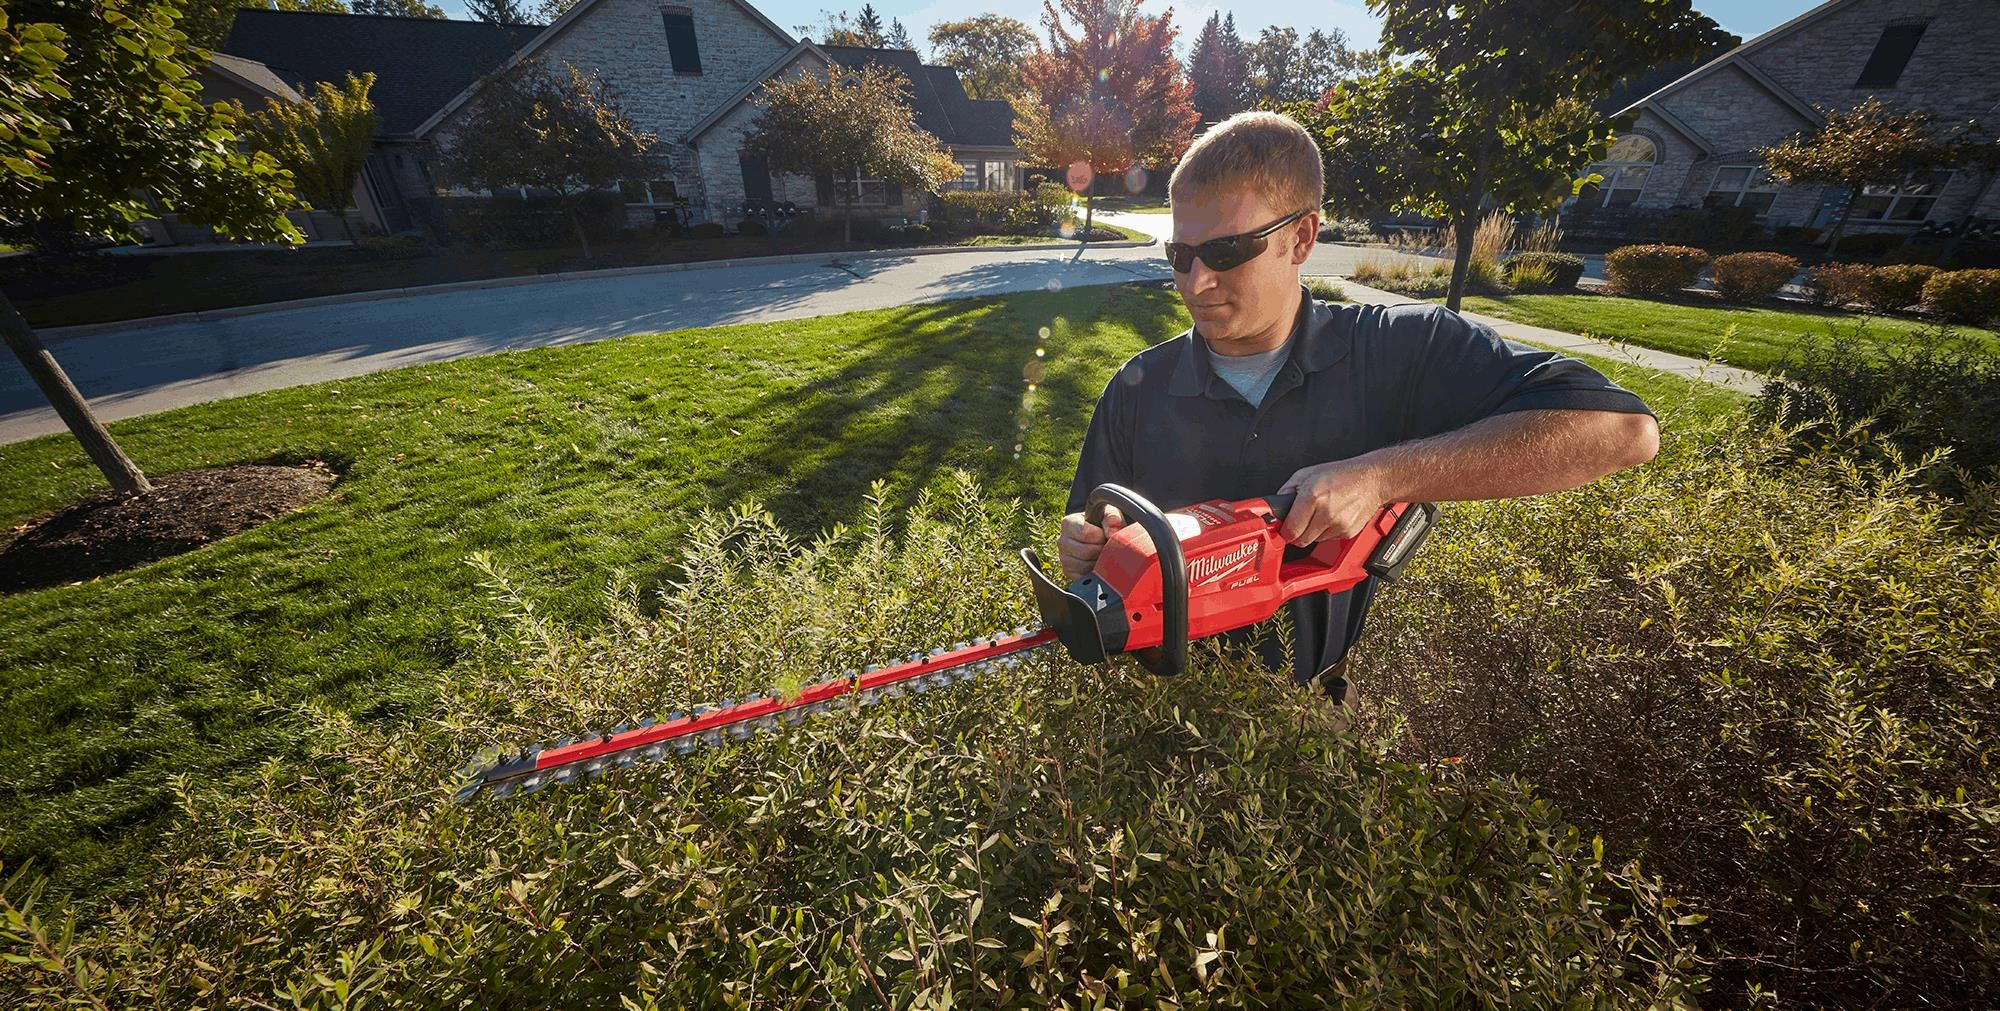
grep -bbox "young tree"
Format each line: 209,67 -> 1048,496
1186,13 -> 1248,122
433,59 -> 658,259
927,15 -> 1037,101
1301,0 -> 1727,311
1013,0 -> 1197,240
740,62 -> 959,244
1758,99 -> 1968,255
243,72 -> 380,241
854,3 -> 884,43
464,0 -> 534,25
1,0 -> 299,495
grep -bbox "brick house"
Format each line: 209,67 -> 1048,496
1573,0 -> 2000,239
219,5 -> 1022,236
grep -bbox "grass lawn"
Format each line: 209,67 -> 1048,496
1458,292 -> 2000,375
0,285 -> 1743,906
2,228 -> 1141,328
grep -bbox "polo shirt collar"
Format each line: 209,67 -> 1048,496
1168,287 -> 1350,397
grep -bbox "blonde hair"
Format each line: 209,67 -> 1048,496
1169,111 -> 1324,216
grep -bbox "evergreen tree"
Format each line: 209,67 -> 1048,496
349,0 -> 445,15
854,4 -> 884,44
464,0 -> 533,25
884,17 -> 913,50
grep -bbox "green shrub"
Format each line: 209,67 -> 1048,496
1805,261 -> 1873,308
1710,251 -> 1798,302
933,190 -> 1062,237
1831,231 -> 1906,259
1317,218 -> 1377,243
1859,262 -> 1939,311
1921,268 -> 2000,324
735,217 -> 767,236
686,221 -> 728,240
353,233 -> 429,259
1604,244 -> 1710,297
1362,406 -> 2000,1008
885,221 -> 932,242
0,478 -> 1705,1008
433,192 -> 626,248
1504,251 -> 1586,291
1772,225 -> 1820,246
1761,322 -> 2000,501
1301,276 -> 1348,302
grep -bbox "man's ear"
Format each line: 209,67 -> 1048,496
1290,211 -> 1321,264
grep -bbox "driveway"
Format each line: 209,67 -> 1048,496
2,244 -> 1172,445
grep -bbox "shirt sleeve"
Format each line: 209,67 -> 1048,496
1382,304 -> 1654,442
1065,375 -> 1135,514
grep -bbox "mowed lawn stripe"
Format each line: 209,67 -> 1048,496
0,286 -> 1738,904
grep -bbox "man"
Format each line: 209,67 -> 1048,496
1058,111 -> 1659,699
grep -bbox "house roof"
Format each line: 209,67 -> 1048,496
416,0 -> 795,138
221,10 -> 542,136
818,45 -> 1017,148
205,52 -> 301,103
1618,0 -> 1856,120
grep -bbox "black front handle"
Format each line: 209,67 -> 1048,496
1085,484 -> 1187,677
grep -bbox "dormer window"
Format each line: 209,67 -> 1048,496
663,7 -> 701,75
1855,22 -> 1925,88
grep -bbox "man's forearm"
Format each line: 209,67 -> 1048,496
1362,408 -> 1659,504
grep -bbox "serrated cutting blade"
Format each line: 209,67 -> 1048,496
454,627 -> 1059,801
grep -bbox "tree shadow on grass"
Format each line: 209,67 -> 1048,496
698,282 -> 1186,538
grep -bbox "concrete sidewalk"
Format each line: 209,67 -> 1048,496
1334,279 -> 1768,395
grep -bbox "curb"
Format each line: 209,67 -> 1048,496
39,236 -> 1159,341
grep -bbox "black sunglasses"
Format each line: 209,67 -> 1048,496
1165,208 -> 1312,273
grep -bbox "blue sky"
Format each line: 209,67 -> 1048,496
431,0 -> 1821,56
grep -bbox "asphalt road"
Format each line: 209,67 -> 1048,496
2,244 -> 1171,445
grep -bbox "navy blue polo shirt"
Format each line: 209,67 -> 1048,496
1066,288 -> 1654,681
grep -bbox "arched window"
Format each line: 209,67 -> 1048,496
1578,134 -> 1657,209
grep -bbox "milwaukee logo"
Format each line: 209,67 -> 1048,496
1190,542 -> 1260,586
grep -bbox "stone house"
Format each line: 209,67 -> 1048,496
1575,0 -> 2000,239
218,5 -> 1022,237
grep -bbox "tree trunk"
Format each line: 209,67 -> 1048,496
842,184 -> 853,246
567,201 -> 594,261
1824,187 -> 1861,257
0,293 -> 152,494
1446,211 -> 1476,313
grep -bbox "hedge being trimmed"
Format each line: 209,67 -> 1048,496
1710,251 -> 1797,302
0,477 -> 1705,1009
1604,244 -> 1710,298
1922,268 -> 2000,324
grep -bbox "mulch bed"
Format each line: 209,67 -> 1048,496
0,461 -> 337,594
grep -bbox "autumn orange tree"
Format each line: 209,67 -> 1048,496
1012,0 -> 1197,241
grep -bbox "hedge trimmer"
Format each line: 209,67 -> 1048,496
453,484 -> 1436,801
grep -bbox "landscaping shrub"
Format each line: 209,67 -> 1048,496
1503,251 -> 1586,291
1316,218 -> 1377,243
0,478 -> 1706,1008
735,217 -> 767,236
1761,322 -> 2000,502
933,189 -> 1066,237
1710,251 -> 1798,302
1921,268 -> 2000,324
1301,276 -> 1348,302
1659,205 -> 1759,249
686,221 -> 728,240
1362,408 -> 2000,1008
1604,244 -> 1710,297
885,221 -> 932,242
1859,262 -> 1939,312
1830,231 -> 1907,259
433,192 -> 626,248
1771,225 -> 1820,246
1806,261 -> 1874,308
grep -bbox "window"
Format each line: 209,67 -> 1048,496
662,7 -> 701,74
947,160 -> 979,191
1704,166 -> 1781,214
982,160 -> 1011,191
1851,170 -> 1953,222
619,178 -> 679,204
1855,23 -> 1925,88
1577,134 -> 1656,209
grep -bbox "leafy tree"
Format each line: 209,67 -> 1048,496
1297,29 -> 1373,101
534,0 -> 579,22
808,7 -> 879,47
927,15 -> 1037,101
1247,26 -> 1299,105
349,0 -> 446,16
464,0 -> 534,25
0,0 -> 299,495
1758,99 -> 1971,255
242,72 -> 380,240
181,0 -> 350,50
433,59 -> 658,259
1186,13 -> 1248,122
1301,0 -> 1726,311
1013,0 -> 1197,240
741,62 -> 959,244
